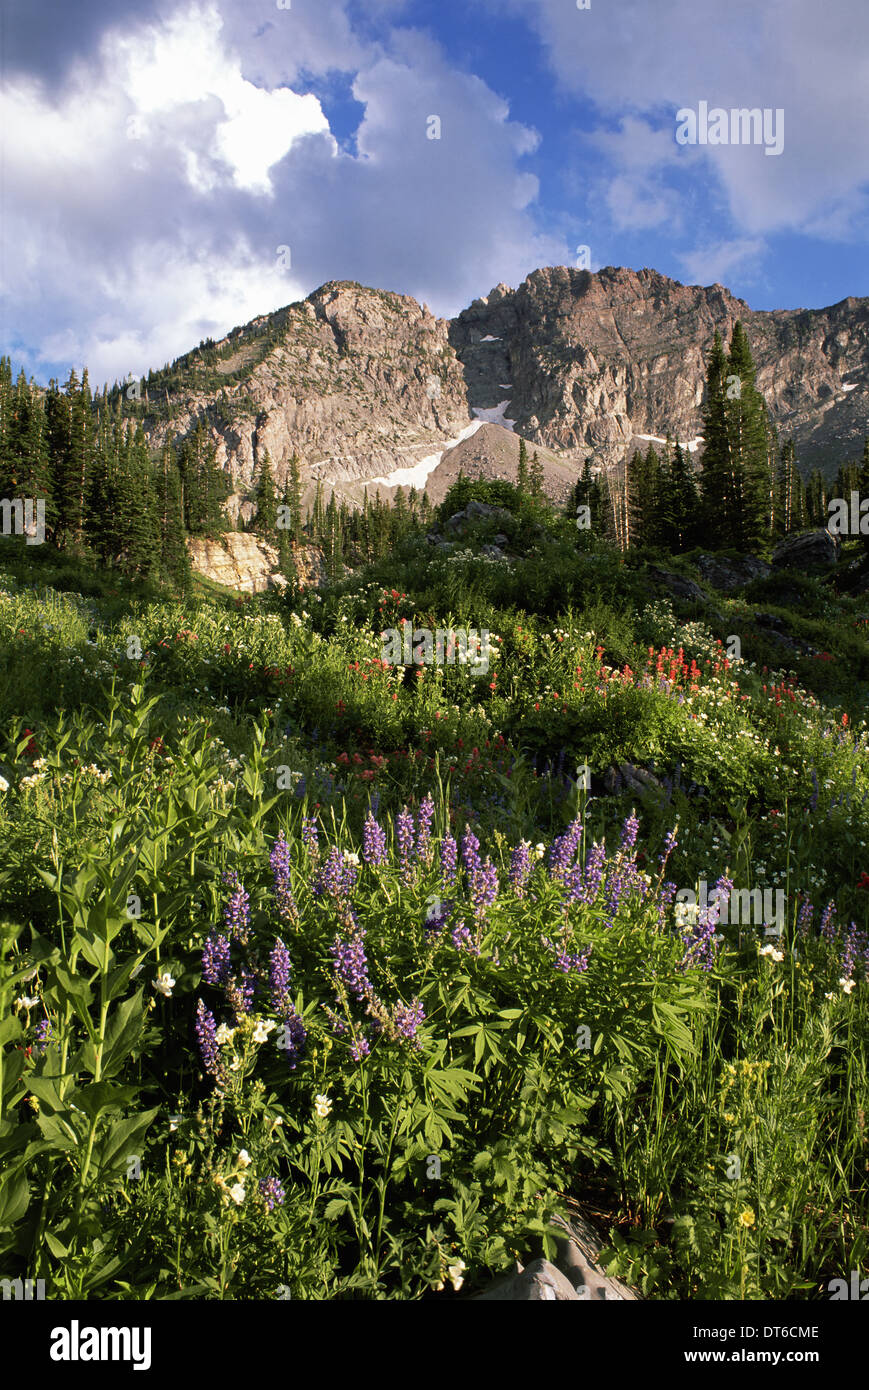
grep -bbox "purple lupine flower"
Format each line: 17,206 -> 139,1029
223,880 -> 250,942
656,880 -> 678,931
509,841 -> 532,898
602,870 -> 626,929
416,795 -> 435,864
581,840 -> 607,904
322,1003 -> 349,1037
195,999 -> 224,1080
841,922 -> 859,977
680,876 -> 731,972
470,858 -> 499,919
796,897 -> 814,938
451,919 -> 481,956
314,846 -> 358,900
820,901 -> 837,942
330,932 -> 371,1000
440,835 -> 458,887
259,1177 -> 285,1212
659,827 -> 678,868
33,1017 -> 55,1051
202,930 -> 232,986
392,998 -> 425,1045
424,897 -> 453,937
302,815 -> 319,858
270,833 -> 297,924
548,818 -> 582,880
396,808 -> 415,879
276,1010 -> 307,1068
226,966 -> 257,1020
461,827 -> 481,876
553,946 -> 591,975
269,939 -> 292,1014
362,812 -> 387,866
620,811 -> 640,852
350,1036 -> 371,1063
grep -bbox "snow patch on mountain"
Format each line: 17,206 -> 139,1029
636,433 -> 705,453
471,400 -> 516,431
369,421 -> 486,488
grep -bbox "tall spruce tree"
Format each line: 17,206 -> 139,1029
700,324 -> 773,549
517,437 -> 529,493
156,443 -> 191,588
256,451 -> 278,540
530,449 -> 544,502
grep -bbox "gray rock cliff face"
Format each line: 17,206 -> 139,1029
449,266 -> 869,473
140,268 -> 869,518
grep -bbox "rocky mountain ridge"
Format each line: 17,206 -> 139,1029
134,267 -> 869,518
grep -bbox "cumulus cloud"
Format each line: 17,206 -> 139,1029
678,238 -> 766,288
1,0 -> 566,383
489,0 -> 869,247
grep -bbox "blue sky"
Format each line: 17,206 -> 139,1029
2,0 -> 867,386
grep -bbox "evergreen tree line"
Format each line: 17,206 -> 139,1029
254,450 -> 436,582
568,323 -> 869,555
0,357 -> 440,589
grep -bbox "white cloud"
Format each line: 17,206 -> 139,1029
678,238 -> 766,288
1,1 -> 567,382
492,0 -> 869,242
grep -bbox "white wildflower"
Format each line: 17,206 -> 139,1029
314,1094 -> 332,1119
152,971 -> 176,997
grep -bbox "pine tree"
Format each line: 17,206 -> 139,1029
777,440 -> 798,537
156,443 -> 191,588
805,470 -> 827,528
700,324 -> 773,550
517,437 -> 529,493
4,371 -> 53,537
627,443 -> 662,549
659,442 -> 699,552
0,357 -> 14,499
179,421 -> 229,536
530,449 -> 544,502
723,323 -> 773,549
311,479 -> 325,543
256,451 -> 278,540
119,423 -> 160,577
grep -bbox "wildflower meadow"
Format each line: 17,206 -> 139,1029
1,482 -> 867,1312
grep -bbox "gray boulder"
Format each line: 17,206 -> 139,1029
473,1259 -> 582,1301
549,1212 -> 641,1301
649,565 -> 707,603
695,552 -> 771,591
772,528 -> 840,571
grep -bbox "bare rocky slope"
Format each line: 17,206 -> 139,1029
137,267 -> 869,517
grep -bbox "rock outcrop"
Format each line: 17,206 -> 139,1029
137,267 -> 869,523
186,533 -> 286,593
450,266 -> 869,474
771,528 -> 841,571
